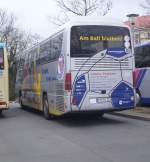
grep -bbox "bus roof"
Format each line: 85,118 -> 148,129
18,16 -> 130,57
64,16 -> 128,28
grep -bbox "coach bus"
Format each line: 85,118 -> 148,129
134,41 -> 150,105
15,17 -> 135,119
0,43 -> 9,114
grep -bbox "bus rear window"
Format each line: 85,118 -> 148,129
0,48 -> 4,69
71,25 -> 131,57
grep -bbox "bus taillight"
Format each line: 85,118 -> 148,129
0,102 -> 6,105
65,73 -> 72,91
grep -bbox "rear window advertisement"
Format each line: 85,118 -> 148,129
71,26 -> 131,57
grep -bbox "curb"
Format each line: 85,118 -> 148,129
109,112 -> 150,122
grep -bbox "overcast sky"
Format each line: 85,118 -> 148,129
0,0 -> 145,38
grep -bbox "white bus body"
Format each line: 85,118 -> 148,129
16,17 -> 135,118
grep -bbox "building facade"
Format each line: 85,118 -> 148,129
125,15 -> 150,45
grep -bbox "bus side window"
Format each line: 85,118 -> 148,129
57,33 -> 63,56
51,39 -> 56,60
47,40 -> 51,61
141,46 -> 146,67
39,43 -> 48,64
135,47 -> 143,68
52,34 -> 63,60
45,41 -> 51,62
146,45 -> 150,67
36,47 -> 40,65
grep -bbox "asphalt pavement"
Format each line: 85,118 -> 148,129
0,103 -> 150,162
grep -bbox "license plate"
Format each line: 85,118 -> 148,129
90,98 -> 109,104
90,98 -> 97,104
97,98 -> 109,103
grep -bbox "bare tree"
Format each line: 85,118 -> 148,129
0,9 -> 41,99
8,29 -> 41,64
49,0 -> 112,26
49,11 -> 70,26
0,9 -> 16,45
141,0 -> 150,14
0,9 -> 41,64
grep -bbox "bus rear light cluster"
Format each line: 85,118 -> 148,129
72,97 -> 77,105
65,73 -> 72,91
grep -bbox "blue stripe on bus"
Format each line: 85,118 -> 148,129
136,69 -> 147,88
107,48 -> 126,58
141,97 -> 150,104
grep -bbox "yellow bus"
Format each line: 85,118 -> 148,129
0,43 -> 9,114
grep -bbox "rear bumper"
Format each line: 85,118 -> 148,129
62,107 -> 135,116
70,106 -> 134,113
71,98 -> 135,112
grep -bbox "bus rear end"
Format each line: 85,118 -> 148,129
0,43 -> 9,114
68,25 -> 135,113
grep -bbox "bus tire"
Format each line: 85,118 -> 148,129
43,95 -> 51,120
136,89 -> 141,106
99,112 -> 104,117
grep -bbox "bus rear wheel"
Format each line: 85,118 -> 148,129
99,112 -> 104,117
43,95 -> 51,120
